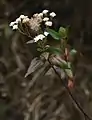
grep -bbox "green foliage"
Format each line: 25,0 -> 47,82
64,62 -> 73,78
47,27 -> 68,41
59,62 -> 69,69
65,68 -> 73,78
46,28 -> 61,40
46,47 -> 62,55
58,27 -> 68,39
70,49 -> 77,56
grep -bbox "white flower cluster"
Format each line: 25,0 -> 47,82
33,31 -> 49,42
42,10 -> 56,17
27,9 -> 56,43
34,34 -> 45,42
32,9 -> 56,27
9,15 -> 29,30
41,9 -> 56,27
9,9 -> 56,43
27,31 -> 49,43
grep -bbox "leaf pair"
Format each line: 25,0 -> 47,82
46,27 -> 68,40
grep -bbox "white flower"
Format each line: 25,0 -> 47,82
13,25 -> 18,30
16,18 -> 21,23
19,15 -> 25,19
42,10 -> 49,14
19,15 -> 28,19
45,21 -> 52,26
22,18 -> 30,23
38,34 -> 45,40
33,13 -> 39,17
34,36 -> 39,42
9,21 -> 16,27
38,13 -> 43,17
43,17 -> 49,21
34,34 -> 45,42
50,12 -> 56,17
44,31 -> 49,36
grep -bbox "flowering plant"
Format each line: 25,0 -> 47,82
10,9 -> 76,87
9,9 -> 91,120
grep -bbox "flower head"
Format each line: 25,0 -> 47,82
45,21 -> 52,26
50,12 -> 56,17
34,34 -> 45,42
19,15 -> 28,19
43,17 -> 49,21
38,13 -> 43,17
42,10 -> 49,14
33,13 -> 39,17
44,31 -> 49,36
9,21 -> 16,27
22,17 -> 30,23
13,24 -> 18,30
38,34 -> 45,40
16,18 -> 21,23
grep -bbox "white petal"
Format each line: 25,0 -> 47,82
44,31 -> 49,36
45,21 -> 52,26
13,25 -> 18,30
19,15 -> 28,19
19,15 -> 25,19
34,34 -> 45,42
22,18 -> 30,23
38,34 -> 45,40
33,13 -> 39,17
34,36 -> 39,42
50,12 -> 56,17
9,21 -> 16,27
16,18 -> 21,23
42,10 -> 49,14
38,13 -> 43,17
43,17 -> 49,21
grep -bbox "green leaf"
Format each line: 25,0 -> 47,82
59,63 -> 68,69
65,68 -> 73,78
59,61 -> 70,69
64,62 -> 73,78
55,57 -> 68,68
47,47 -> 62,54
70,49 -> 77,56
46,28 -> 61,40
59,27 -> 67,38
67,62 -> 71,69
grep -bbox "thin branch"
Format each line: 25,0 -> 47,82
48,59 -> 92,120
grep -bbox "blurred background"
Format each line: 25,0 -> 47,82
0,0 -> 92,120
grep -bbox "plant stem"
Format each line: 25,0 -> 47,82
48,59 -> 92,120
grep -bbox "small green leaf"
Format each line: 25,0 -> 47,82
37,48 -> 43,52
67,62 -> 71,69
70,49 -> 77,56
65,68 -> 73,78
59,27 -> 67,38
56,57 -> 68,68
59,61 -> 71,69
59,63 -> 68,69
46,28 -> 61,40
47,47 -> 62,54
65,62 -> 73,78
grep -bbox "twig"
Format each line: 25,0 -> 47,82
48,59 -> 92,120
